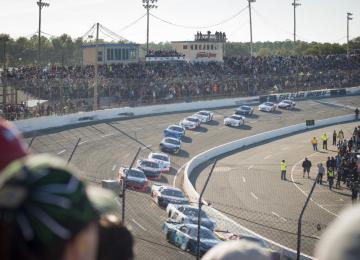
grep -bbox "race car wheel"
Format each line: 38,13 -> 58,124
180,242 -> 188,251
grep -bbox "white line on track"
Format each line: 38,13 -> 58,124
57,149 -> 66,155
251,192 -> 259,200
193,132 -> 201,135
101,133 -> 114,138
264,155 -> 271,160
112,165 -> 117,171
271,211 -> 280,217
291,152 -> 338,217
132,218 -> 147,231
79,140 -> 88,145
115,198 -> 121,207
242,176 -> 246,183
248,165 -> 254,170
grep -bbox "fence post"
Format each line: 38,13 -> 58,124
67,138 -> 81,164
122,147 -> 141,224
297,174 -> 319,260
197,160 -> 217,260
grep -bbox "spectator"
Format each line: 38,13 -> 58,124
0,153 -> 126,260
315,204 -> 360,260
202,240 -> 272,260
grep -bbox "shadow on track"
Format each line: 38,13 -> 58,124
181,136 -> 192,143
194,126 -> 208,133
205,120 -> 220,126
175,150 -> 190,158
238,124 -> 252,130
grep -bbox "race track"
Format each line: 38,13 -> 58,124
26,96 -> 358,259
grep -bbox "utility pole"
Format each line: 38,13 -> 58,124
142,0 -> 158,55
248,0 -> 255,57
292,0 -> 301,43
37,0 -> 50,64
347,12 -> 353,57
93,23 -> 100,111
1,35 -> 9,70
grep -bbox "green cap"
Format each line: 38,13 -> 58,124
0,154 -> 117,256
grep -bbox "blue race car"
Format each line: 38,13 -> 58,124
164,125 -> 185,139
160,137 -> 181,154
163,222 -> 221,256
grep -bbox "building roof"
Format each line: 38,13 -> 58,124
81,43 -> 139,49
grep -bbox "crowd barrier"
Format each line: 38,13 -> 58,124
183,113 -> 356,259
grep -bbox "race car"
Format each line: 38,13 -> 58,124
164,125 -> 185,139
224,114 -> 245,127
136,159 -> 162,180
258,102 -> 277,112
151,184 -> 189,208
118,167 -> 148,192
179,116 -> 201,130
277,99 -> 296,109
235,105 -> 254,115
193,110 -> 214,123
148,152 -> 171,173
160,137 -> 181,154
166,204 -> 215,230
214,231 -> 280,260
163,222 -> 221,256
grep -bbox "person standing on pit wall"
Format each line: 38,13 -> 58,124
321,133 -> 329,150
338,129 -> 345,144
333,130 -> 337,146
311,136 -> 318,151
281,160 -> 287,180
355,107 -> 359,120
302,157 -> 312,178
317,163 -> 325,185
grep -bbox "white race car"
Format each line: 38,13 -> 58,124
179,116 -> 201,130
258,102 -> 277,112
278,100 -> 296,109
193,111 -> 214,123
224,115 -> 245,127
166,204 -> 216,230
148,152 -> 171,173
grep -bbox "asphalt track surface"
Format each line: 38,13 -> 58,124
26,96 -> 358,259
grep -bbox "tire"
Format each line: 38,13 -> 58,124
180,242 -> 188,251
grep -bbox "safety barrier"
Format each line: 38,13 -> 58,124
183,113 -> 356,259
13,96 -> 257,134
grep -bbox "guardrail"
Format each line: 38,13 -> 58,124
183,113 -> 356,259
13,96 -> 258,134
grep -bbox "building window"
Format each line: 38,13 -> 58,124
129,49 -> 137,60
211,45 -> 214,50
115,49 -> 121,60
207,45 -> 209,50
107,49 -> 111,60
195,45 -> 197,50
191,45 -> 193,50
111,49 -> 114,60
183,45 -> 187,50
98,51 -> 103,62
199,45 -> 202,50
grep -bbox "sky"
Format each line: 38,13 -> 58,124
0,0 -> 359,44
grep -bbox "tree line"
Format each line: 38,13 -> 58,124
0,33 -> 359,67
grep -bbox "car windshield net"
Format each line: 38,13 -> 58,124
264,102 -> 273,106
240,106 -> 250,110
128,169 -> 145,178
170,126 -> 183,132
166,139 -> 180,145
187,118 -> 198,122
162,189 -> 184,197
190,228 -> 215,239
183,208 -> 206,217
153,154 -> 168,161
230,116 -> 241,120
142,161 -> 159,168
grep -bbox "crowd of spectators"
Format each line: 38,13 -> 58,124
335,125 -> 360,202
1,54 -> 360,120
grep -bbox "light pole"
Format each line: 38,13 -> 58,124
248,0 -> 255,57
347,12 -> 353,57
37,0 -> 50,64
142,0 -> 158,55
0,35 -> 9,70
292,0 -> 301,43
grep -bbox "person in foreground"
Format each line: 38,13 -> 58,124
202,240 -> 272,260
0,153 -> 133,260
315,204 -> 360,260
